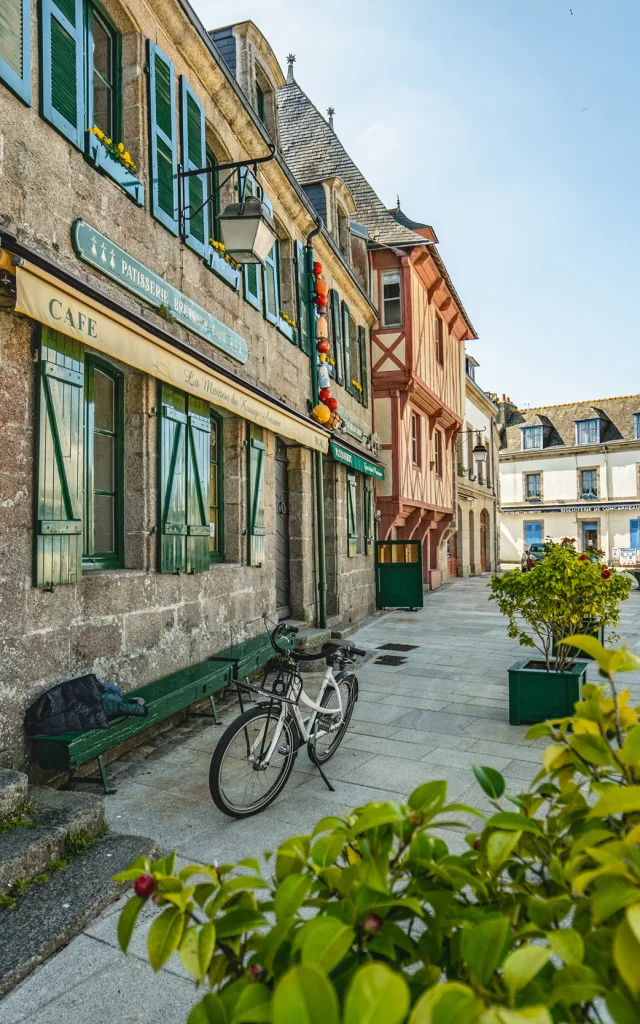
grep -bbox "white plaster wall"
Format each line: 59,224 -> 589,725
499,462 -> 520,504
609,453 -> 638,498
542,456 -> 580,502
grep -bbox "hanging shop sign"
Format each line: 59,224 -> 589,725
330,441 -> 384,480
502,503 -> 640,514
340,413 -> 365,442
15,262 -> 327,453
72,220 -> 248,364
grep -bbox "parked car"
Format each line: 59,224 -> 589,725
521,543 -> 548,572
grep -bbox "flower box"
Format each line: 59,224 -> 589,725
207,247 -> 240,291
277,318 -> 296,344
508,659 -> 587,725
84,131 -> 144,207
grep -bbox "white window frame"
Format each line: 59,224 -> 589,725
381,270 -> 402,328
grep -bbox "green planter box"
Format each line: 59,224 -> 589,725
552,624 -> 604,661
508,659 -> 588,725
85,132 -> 144,207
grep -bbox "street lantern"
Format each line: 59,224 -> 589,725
473,441 -> 488,465
218,197 -> 278,264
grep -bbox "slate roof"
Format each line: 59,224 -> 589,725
501,395 -> 640,454
388,206 -> 428,232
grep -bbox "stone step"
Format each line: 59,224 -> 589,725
330,621 -> 360,640
0,769 -> 29,818
0,832 -> 163,997
0,788 -> 104,894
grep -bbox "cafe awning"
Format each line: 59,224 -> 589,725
330,441 -> 384,479
14,261 -> 328,453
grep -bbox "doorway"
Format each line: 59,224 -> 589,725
447,532 -> 458,577
274,438 -> 291,619
581,521 -> 598,552
469,510 -> 475,573
480,509 -> 489,572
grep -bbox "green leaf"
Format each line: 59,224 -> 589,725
485,812 -> 541,834
408,781 -> 447,816
274,873 -> 312,923
112,856 -> 151,883
626,904 -> 640,945
473,765 -> 505,800
272,964 -> 339,1024
216,908 -> 266,939
151,852 -> 176,876
461,916 -> 510,985
486,830 -> 522,872
524,723 -> 552,740
591,884 -> 639,924
589,786 -> 640,818
560,634 -> 607,665
502,945 -> 552,1003
236,858 -> 261,872
569,733 -> 612,766
343,963 -> 410,1024
187,993 -> 230,1024
350,802 -> 405,835
550,964 -> 605,1005
294,916 -> 355,973
148,906 -> 184,971
311,835 -> 345,868
117,894 -> 144,953
496,1010 -> 553,1024
312,816 -> 348,838
545,928 -> 584,966
622,727 -> 640,765
606,986 -> 640,1024
408,982 -> 483,1024
179,922 -> 215,983
232,984 -> 272,1024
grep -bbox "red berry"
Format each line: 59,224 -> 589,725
363,913 -> 383,933
473,838 -> 481,851
601,569 -> 611,580
134,874 -> 155,899
247,964 -> 265,980
580,554 -> 587,561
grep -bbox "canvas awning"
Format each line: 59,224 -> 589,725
330,441 -> 384,479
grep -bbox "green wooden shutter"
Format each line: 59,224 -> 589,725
331,289 -> 344,384
262,240 -> 279,325
186,397 -> 210,572
347,471 -> 357,558
40,0 -> 83,147
364,478 -> 373,554
240,168 -> 261,309
35,326 -> 84,587
294,240 -> 311,355
180,76 -> 207,257
0,0 -> 31,104
148,40 -> 178,235
248,424 -> 266,566
342,300 -> 354,395
159,383 -> 187,573
359,325 -> 369,407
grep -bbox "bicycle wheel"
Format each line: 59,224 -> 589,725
308,674 -> 356,765
209,705 -> 298,818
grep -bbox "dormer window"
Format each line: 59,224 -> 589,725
256,81 -> 266,124
576,419 -> 600,445
336,203 -> 349,258
465,357 -> 476,381
521,426 -> 543,451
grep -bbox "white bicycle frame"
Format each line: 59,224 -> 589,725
251,662 -> 346,768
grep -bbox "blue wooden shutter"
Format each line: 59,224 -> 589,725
359,324 -> 369,407
240,168 -> 261,309
180,76 -> 207,257
331,290 -> 344,384
148,41 -> 178,235
159,383 -> 187,573
263,240 -> 279,325
294,241 -> 311,355
186,397 -> 210,572
347,471 -> 357,557
40,0 -> 83,147
35,327 -> 84,587
0,0 -> 31,104
248,424 -> 266,566
342,300 -> 354,395
631,519 -> 640,551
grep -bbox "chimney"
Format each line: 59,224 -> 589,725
327,106 -> 335,131
496,394 -> 516,427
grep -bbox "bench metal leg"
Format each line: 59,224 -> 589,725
209,695 -> 221,724
98,755 -> 117,795
63,757 -> 116,795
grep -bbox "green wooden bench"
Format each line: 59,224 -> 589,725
31,659 -> 233,794
209,630 -> 286,680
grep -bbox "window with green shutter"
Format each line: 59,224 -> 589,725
209,412 -> 224,562
342,300 -> 354,396
180,76 -> 207,257
85,2 -> 120,141
83,356 -> 123,570
294,240 -> 311,355
331,289 -> 344,384
263,239 -> 280,325
240,168 -> 262,309
247,424 -> 266,566
147,40 -> 178,235
40,0 -> 84,148
358,324 -> 369,407
0,0 -> 31,104
158,383 -> 210,573
347,471 -> 357,558
364,477 -> 373,555
35,326 -> 84,587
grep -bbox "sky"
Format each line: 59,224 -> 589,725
191,0 -> 640,409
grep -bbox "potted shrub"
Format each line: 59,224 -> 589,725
490,540 -> 631,724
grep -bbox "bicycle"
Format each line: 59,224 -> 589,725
208,622 -> 366,818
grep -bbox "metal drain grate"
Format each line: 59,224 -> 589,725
377,643 -> 418,652
374,655 -> 407,666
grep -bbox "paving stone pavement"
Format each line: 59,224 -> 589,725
3,576 -> 639,1022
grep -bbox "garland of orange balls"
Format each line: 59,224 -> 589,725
310,261 -> 341,428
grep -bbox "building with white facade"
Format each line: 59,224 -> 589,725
498,394 -> 640,568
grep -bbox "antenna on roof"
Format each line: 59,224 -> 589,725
286,54 -> 296,83
327,106 -> 335,131
396,195 -> 401,211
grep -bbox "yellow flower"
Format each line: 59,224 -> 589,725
105,138 -> 112,146
118,142 -> 124,152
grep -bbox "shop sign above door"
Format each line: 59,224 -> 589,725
72,220 -> 248,364
330,441 -> 384,480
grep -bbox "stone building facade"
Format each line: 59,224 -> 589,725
498,394 -> 640,568
0,2 -> 379,769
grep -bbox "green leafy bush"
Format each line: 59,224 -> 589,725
490,541 -> 631,670
115,637 -> 640,1023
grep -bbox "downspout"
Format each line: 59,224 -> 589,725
306,216 -> 327,628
